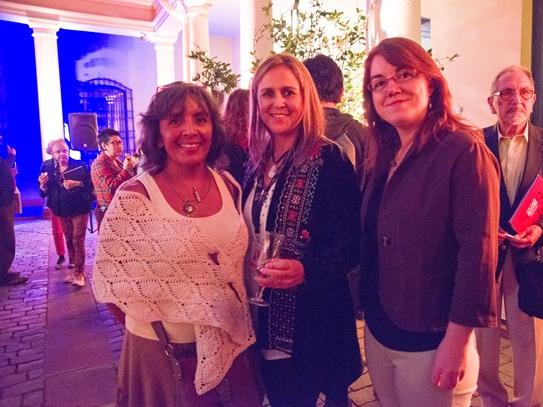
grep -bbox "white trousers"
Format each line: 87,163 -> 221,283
475,251 -> 543,407
364,325 -> 478,407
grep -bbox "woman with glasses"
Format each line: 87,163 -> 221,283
90,128 -> 136,230
243,53 -> 362,406
93,82 -> 261,406
359,37 -> 500,406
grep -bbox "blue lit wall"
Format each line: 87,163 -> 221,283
0,20 -> 41,206
0,22 -> 113,209
0,21 -> 155,216
58,29 -> 111,126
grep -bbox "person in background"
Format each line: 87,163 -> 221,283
476,65 -> 543,407
90,128 -> 136,230
303,54 -> 367,182
223,88 -> 250,151
38,139 -> 93,287
39,140 -> 67,270
244,53 -> 362,406
360,37 -> 499,407
217,88 -> 250,183
0,135 -> 27,286
93,82 -> 261,406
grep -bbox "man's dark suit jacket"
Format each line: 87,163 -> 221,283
484,122 -> 543,317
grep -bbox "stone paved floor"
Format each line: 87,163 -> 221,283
0,219 -> 514,407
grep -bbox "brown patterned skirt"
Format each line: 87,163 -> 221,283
117,331 -> 262,407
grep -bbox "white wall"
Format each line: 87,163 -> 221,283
231,33 -> 241,77
210,35 -> 236,72
75,34 -> 156,142
174,30 -> 185,82
422,0 -> 523,128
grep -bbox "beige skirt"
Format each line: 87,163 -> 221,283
117,330 -> 263,407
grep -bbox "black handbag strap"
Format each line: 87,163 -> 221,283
151,321 -> 183,381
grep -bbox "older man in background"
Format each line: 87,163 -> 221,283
476,65 -> 543,407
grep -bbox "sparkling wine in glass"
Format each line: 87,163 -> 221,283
248,232 -> 285,307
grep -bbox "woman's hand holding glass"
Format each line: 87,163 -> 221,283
256,259 -> 304,290
248,232 -> 304,306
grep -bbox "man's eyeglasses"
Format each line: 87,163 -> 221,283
108,140 -> 122,146
367,68 -> 418,93
491,88 -> 535,101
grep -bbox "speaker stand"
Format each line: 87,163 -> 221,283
76,149 -> 98,234
87,208 -> 97,234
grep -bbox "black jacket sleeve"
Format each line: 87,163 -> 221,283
302,145 -> 361,285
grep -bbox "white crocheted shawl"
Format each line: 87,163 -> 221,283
92,188 -> 255,394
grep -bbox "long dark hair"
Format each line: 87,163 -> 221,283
363,37 -> 481,169
139,82 -> 225,174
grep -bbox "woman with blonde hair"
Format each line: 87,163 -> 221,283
243,53 -> 362,406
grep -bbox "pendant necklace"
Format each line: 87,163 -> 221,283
267,150 -> 289,179
170,170 -> 212,216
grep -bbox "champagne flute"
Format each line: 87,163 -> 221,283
248,232 -> 285,307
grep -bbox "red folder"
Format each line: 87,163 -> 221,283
509,174 -> 543,233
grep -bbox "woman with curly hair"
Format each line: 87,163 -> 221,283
93,82 -> 261,406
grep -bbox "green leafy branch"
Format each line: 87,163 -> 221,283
427,49 -> 460,71
188,49 -> 240,94
255,1 -> 367,118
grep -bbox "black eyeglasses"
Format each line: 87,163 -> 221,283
491,88 -> 535,101
108,140 -> 122,146
367,68 -> 418,93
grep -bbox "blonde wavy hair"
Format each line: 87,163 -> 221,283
248,54 -> 326,168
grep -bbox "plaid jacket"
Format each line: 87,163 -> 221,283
91,152 -> 133,210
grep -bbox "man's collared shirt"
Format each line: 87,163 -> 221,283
498,124 -> 529,203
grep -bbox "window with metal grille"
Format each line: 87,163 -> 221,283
77,78 -> 136,154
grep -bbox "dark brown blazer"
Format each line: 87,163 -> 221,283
360,129 -> 500,331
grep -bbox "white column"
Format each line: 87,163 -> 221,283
366,0 -> 421,49
239,0 -> 273,88
182,16 -> 191,81
183,0 -> 214,82
152,35 -> 178,86
28,19 -> 64,160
